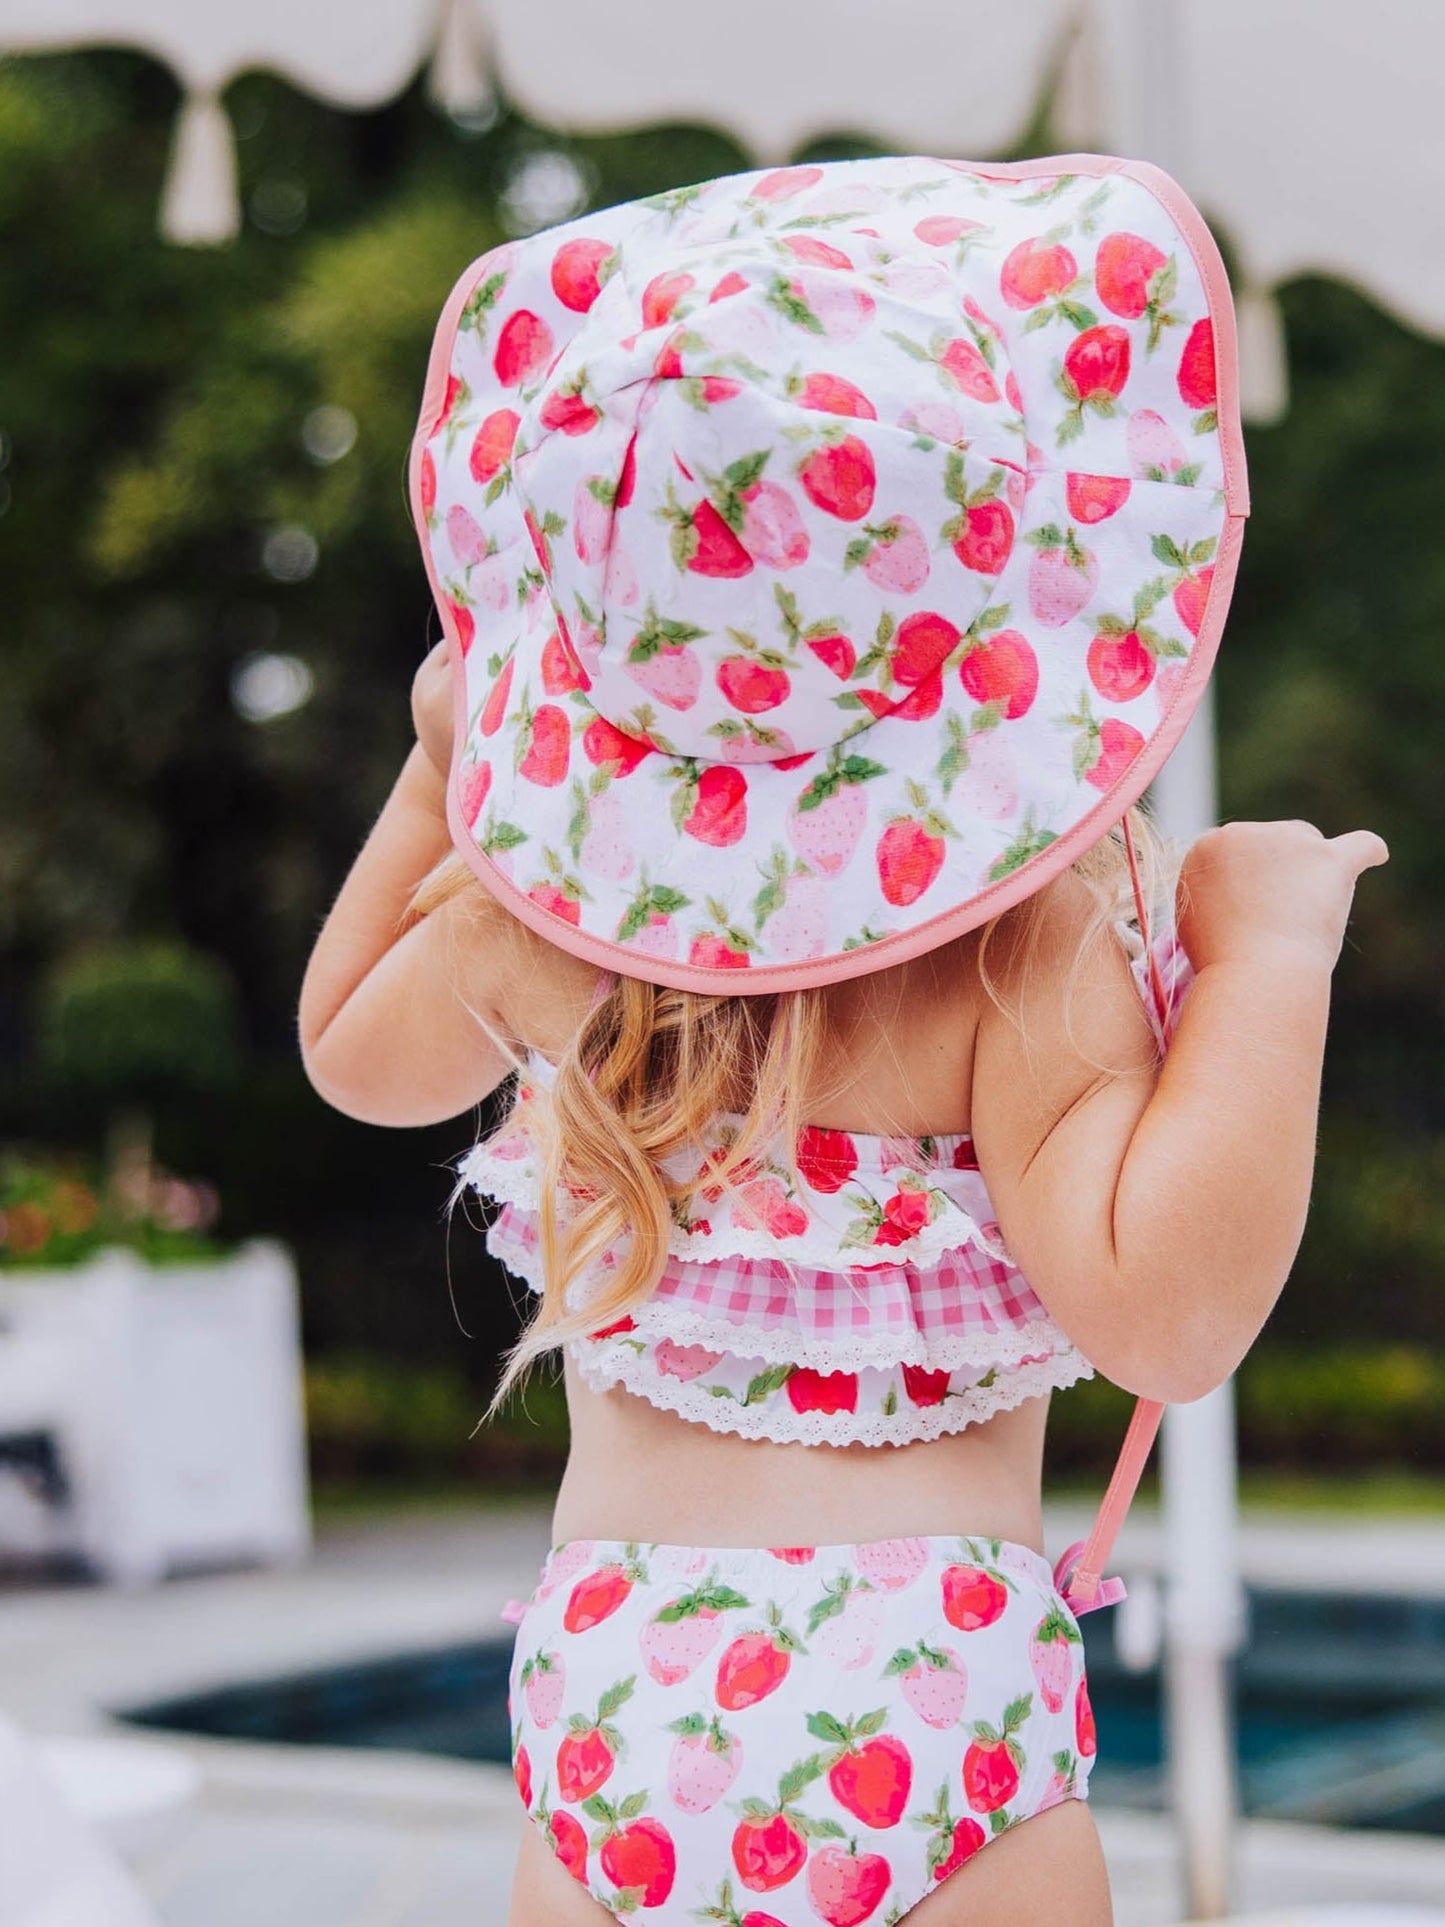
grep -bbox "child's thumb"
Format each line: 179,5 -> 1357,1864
1329,829 -> 1389,877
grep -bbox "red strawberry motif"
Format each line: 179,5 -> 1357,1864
792,372 -> 877,419
547,1805 -> 588,1883
681,765 -> 748,846
518,702 -> 570,787
999,237 -> 1078,311
941,1561 -> 1010,1632
717,653 -> 790,714
805,1843 -> 891,1926
798,436 -> 876,521
1086,717 -> 1145,790
785,1368 -> 858,1415
643,270 -> 696,328
1058,328 -> 1131,442
767,1547 -> 816,1565
527,882 -> 581,926
1066,473 -> 1131,524
913,213 -> 982,247
444,596 -> 474,655
891,611 -> 961,687
513,1742 -> 532,1808
716,1606 -> 803,1711
962,1692 -> 1032,1813
808,632 -> 855,678
469,408 -> 521,483
901,1365 -> 951,1407
479,655 -> 514,737
959,628 -> 1038,720
915,1784 -> 987,1882
565,1558 -> 644,1634
458,759 -> 491,828
806,1711 -> 913,1828
595,1811 -> 676,1908
689,933 -> 753,969
731,1809 -> 807,1894
876,797 -> 948,909
540,628 -> 585,695
710,270 -> 751,302
493,311 -> 554,388
550,237 -> 615,313
584,716 -> 651,776
1087,627 -> 1154,701
1178,318 -> 1217,411
436,371 -> 464,427
419,448 -> 437,515
695,1877 -> 786,1927
1173,564 -> 1214,638
943,457 -> 1015,575
781,234 -> 854,271
556,1676 -> 634,1802
1076,1674 -> 1097,1755
796,1126 -> 858,1194
538,382 -> 599,436
1095,231 -> 1168,320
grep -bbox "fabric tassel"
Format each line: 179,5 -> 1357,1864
160,88 -> 240,247
429,0 -> 495,120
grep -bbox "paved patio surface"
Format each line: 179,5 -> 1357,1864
5,1497 -> 1445,1925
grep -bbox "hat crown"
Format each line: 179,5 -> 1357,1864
511,226 -> 1028,763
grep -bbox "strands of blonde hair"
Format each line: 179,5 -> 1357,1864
408,801 -> 1177,1405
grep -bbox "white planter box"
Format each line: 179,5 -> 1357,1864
0,1241 -> 311,1585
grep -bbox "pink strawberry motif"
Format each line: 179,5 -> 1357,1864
845,516 -> 930,593
1174,563 -> 1214,638
941,1557 -> 1011,1632
555,1675 -> 634,1802
579,788 -> 636,882
1029,1601 -> 1081,1713
550,237 -> 616,313
798,435 -> 876,521
808,1574 -> 885,1670
963,1693 -> 1032,1813
654,1337 -> 725,1380
805,1843 -> 891,1927
641,1576 -> 749,1685
738,480 -> 809,570
787,748 -> 884,877
751,165 -> 823,202
770,273 -> 875,341
583,716 -> 651,776
469,408 -> 521,484
1026,524 -> 1099,626
537,1539 -> 596,1601
593,1806 -> 677,1909
667,1713 -> 743,1813
626,608 -> 704,711
806,1710 -> 913,1829
899,400 -> 971,446
573,474 -> 614,564
680,764 -> 748,846
716,1606 -> 803,1711
1057,325 -> 1131,445
937,336 -> 1000,402
517,702 -> 570,787
913,213 -> 985,248
901,1364 -> 952,1408
915,1784 -> 987,1882
999,236 -> 1078,311
520,1648 -> 565,1728
541,626 -> 585,695
493,311 -> 554,388
1039,1747 -> 1079,1812
471,550 -> 513,614
791,371 -> 877,419
1066,472 -> 1131,524
954,728 -> 1020,821
785,1368 -> 858,1415
958,627 -> 1038,721
738,1172 -> 811,1235
458,759 -> 491,828
1127,408 -> 1192,481
753,863 -> 828,964
1178,317 -> 1217,413
795,1125 -> 858,1194
887,1641 -> 969,1727
1076,1674 -> 1097,1756
444,503 -> 489,568
856,1539 -> 929,1592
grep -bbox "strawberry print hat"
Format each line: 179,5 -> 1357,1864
410,153 -> 1247,992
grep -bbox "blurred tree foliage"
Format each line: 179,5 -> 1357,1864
0,50 -> 1442,1443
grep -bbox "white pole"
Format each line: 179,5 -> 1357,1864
1102,0 -> 1251,1913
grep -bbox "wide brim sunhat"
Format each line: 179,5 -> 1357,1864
410,152 -> 1247,993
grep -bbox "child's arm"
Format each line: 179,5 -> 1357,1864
972,820 -> 1388,1405
297,643 -> 520,1127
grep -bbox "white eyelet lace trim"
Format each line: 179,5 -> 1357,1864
570,1342 -> 1096,1447
458,1145 -> 1017,1271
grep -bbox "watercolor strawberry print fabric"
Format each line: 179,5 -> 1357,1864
411,152 -> 1246,993
509,1535 -> 1094,1922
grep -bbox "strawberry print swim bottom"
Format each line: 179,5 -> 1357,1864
507,1534 -> 1096,1923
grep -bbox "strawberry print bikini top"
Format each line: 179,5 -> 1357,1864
457,916 -> 1194,1451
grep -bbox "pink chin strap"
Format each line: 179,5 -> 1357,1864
1052,813 -> 1171,1617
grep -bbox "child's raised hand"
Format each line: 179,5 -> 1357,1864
411,637 -> 455,778
1177,819 -> 1389,973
